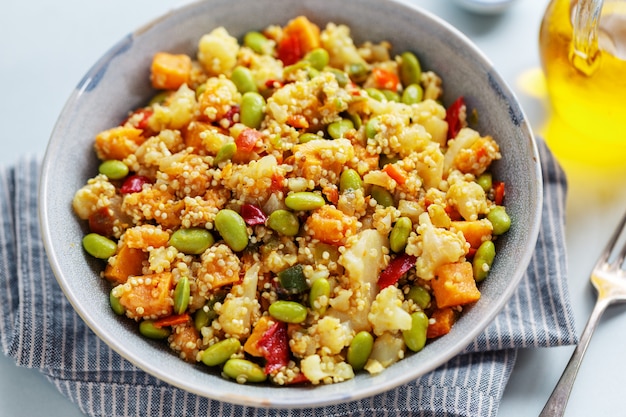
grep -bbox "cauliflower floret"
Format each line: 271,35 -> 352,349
368,286 -> 412,336
197,27 -> 239,76
72,174 -> 117,220
320,23 -> 367,70
311,316 -> 352,355
406,212 -> 468,280
446,176 -> 489,221
300,354 -> 355,385
215,262 -> 261,339
367,111 -> 431,158
410,99 -> 449,147
197,76 -> 241,122
364,332 -> 405,374
409,142 -> 445,190
222,154 -> 283,205
148,84 -> 198,131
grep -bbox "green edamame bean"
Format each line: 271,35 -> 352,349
268,300 -> 308,323
99,160 -> 129,180
303,48 -> 329,71
243,31 -> 271,55
401,84 -> 424,105
406,285 -> 431,310
365,117 -> 380,139
285,192 -> 326,211
473,240 -> 496,282
487,206 -> 511,235
370,185 -> 394,208
339,169 -> 362,192
214,209 -> 249,252
231,66 -> 258,94
267,210 -> 300,236
214,142 -> 237,165
347,112 -> 362,129
327,119 -> 354,139
173,276 -> 190,315
347,331 -> 374,371
403,311 -> 429,352
240,91 -> 265,129
148,91 -> 171,106
347,62 -> 368,83
194,305 -> 215,331
476,172 -> 493,193
389,217 -> 412,253
379,154 -> 399,168
400,51 -> 422,87
278,264 -> 308,294
139,320 -> 171,340
201,338 -> 241,367
382,90 -> 400,102
109,289 -> 125,316
223,358 -> 267,383
299,132 -> 321,143
309,277 -> 331,314
328,68 -> 350,87
365,88 -> 386,102
169,228 -> 214,255
82,233 -> 117,259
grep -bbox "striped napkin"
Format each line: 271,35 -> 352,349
0,140 -> 577,417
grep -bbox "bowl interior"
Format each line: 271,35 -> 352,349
39,0 -> 542,408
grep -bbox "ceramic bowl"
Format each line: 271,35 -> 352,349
39,0 -> 542,408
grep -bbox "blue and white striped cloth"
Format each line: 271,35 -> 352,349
0,140 -> 577,417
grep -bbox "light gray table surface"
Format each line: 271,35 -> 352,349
2,1 -> 626,416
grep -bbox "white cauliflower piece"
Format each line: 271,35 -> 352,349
320,23 -> 367,70
197,27 -> 239,76
412,142 -> 444,190
148,84 -> 198,131
72,174 -> 117,220
446,178 -> 489,221
216,262 -> 260,339
368,286 -> 412,336
311,316 -> 352,355
364,332 -> 405,374
410,99 -> 449,147
443,127 -> 479,174
300,354 -> 355,385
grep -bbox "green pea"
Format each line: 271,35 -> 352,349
214,209 -> 249,252
223,358 -> 267,383
370,185 -> 394,207
382,89 -> 400,102
285,192 -> 326,211
406,285 -> 431,310
214,142 -> 237,165
487,206 -> 511,235
243,31 -> 271,55
240,91 -> 265,129
389,217 -> 412,253
231,66 -> 258,94
109,289 -> 125,316
299,132 -> 321,143
339,169 -> 362,192
365,88 -> 386,102
347,331 -> 374,371
98,160 -> 129,180
268,300 -> 308,323
139,320 -> 170,340
400,51 -> 422,87
267,210 -> 300,236
327,119 -> 354,139
201,338 -> 241,367
303,48 -> 329,71
473,240 -> 496,282
309,277 -> 331,314
173,276 -> 190,315
328,68 -> 350,87
82,233 -> 117,259
403,311 -> 429,352
365,117 -> 380,139
169,228 -> 214,255
477,172 -> 493,193
401,84 -> 424,105
347,62 -> 368,83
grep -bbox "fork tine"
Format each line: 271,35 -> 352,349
595,210 -> 626,271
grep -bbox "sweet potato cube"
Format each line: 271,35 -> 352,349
283,16 -> 321,54
427,307 -> 457,339
451,220 -> 493,249
150,52 -> 192,90
431,261 -> 481,308
118,272 -> 174,319
124,224 -> 170,250
103,243 -> 146,285
94,126 -> 144,161
243,315 -> 273,357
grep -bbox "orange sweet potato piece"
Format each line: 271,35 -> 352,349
168,319 -> 201,363
94,126 -> 144,161
124,224 -> 170,250
103,243 -> 146,285
283,16 -> 321,55
431,262 -> 481,308
451,220 -> 493,249
305,205 -> 358,245
118,272 -> 174,319
426,307 -> 457,339
243,315 -> 273,357
150,52 -> 192,90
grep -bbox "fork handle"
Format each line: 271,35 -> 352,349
539,298 -> 610,417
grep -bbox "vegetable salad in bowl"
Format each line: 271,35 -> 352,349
72,15 -> 510,387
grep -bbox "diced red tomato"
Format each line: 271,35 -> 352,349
493,181 -> 505,205
257,321 -> 290,375
236,128 -> 262,152
120,175 -> 152,194
277,35 -> 303,66
446,96 -> 465,139
378,252 -> 417,289
222,105 -> 240,128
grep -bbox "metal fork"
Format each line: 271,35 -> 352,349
539,210 -> 626,416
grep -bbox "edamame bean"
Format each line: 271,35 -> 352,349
278,264 -> 308,294
370,185 -> 394,208
403,311 -> 429,352
285,192 -> 326,211
339,169 -> 362,192
347,331 -> 374,371
473,240 -> 496,282
382,90 -> 400,102
365,117 -> 380,139
401,84 -> 424,105
169,228 -> 214,255
214,209 -> 249,252
194,305 -> 215,331
222,358 -> 267,383
201,338 -> 241,367
487,206 -> 511,235
328,68 -> 349,87
268,300 -> 308,323
476,172 -> 493,193
406,285 -> 431,310
389,217 -> 412,253
231,66 -> 258,94
173,276 -> 190,315
303,48 -> 329,70
347,62 -> 368,83
139,320 -> 171,340
109,289 -> 125,316
98,160 -> 129,180
309,277 -> 331,314
327,119 -> 354,139
214,142 -> 237,165
82,233 -> 117,259
365,88 -> 386,101
240,91 -> 265,129
347,112 -> 362,129
400,51 -> 422,87
299,132 -> 321,143
243,31 -> 271,55
267,210 -> 300,236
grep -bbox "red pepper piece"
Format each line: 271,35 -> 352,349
122,108 -> 153,130
88,206 -> 115,237
153,313 -> 191,328
222,105 -> 240,128
277,35 -> 303,66
378,253 -> 417,289
372,67 -> 399,91
493,181 -> 505,205
120,175 -> 151,194
257,321 -> 290,375
236,128 -> 262,152
446,96 -> 465,140
240,204 -> 267,226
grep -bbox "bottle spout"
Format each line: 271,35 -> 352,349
570,0 -> 604,75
